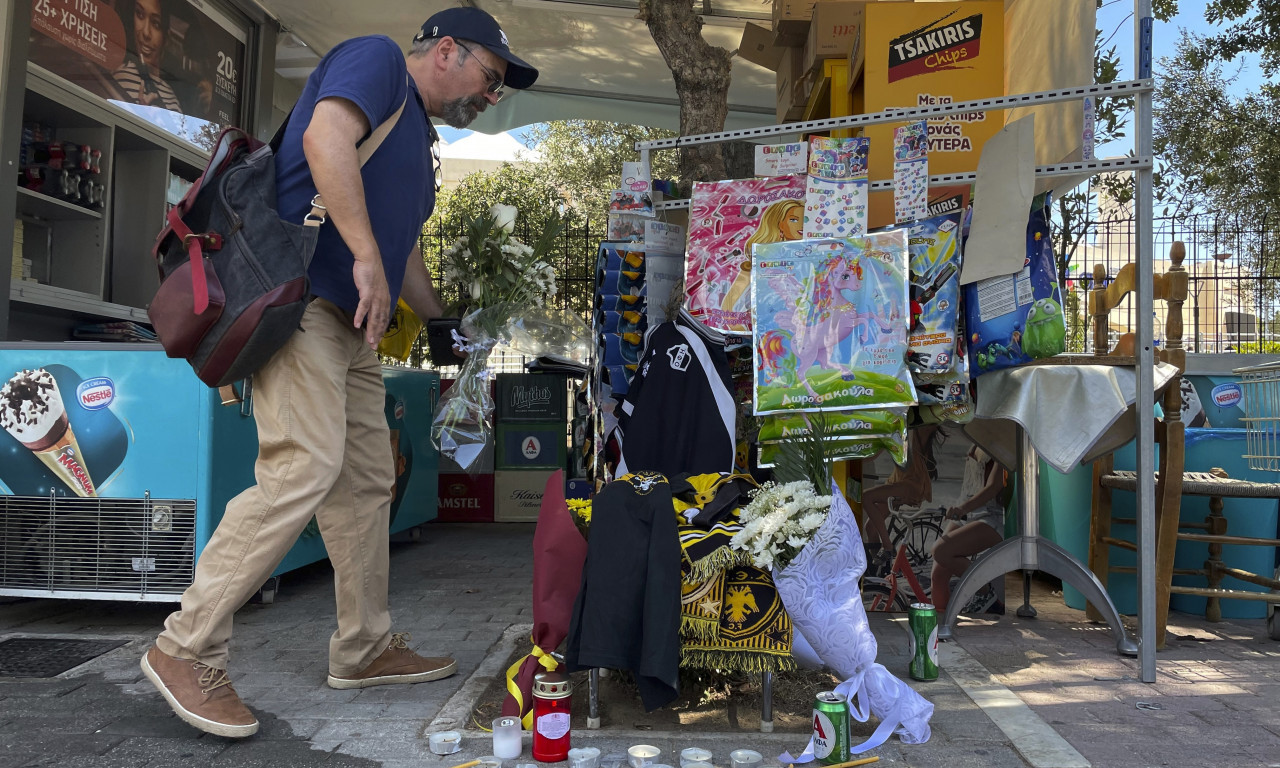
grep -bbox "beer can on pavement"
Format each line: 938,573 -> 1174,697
908,602 -> 939,680
812,691 -> 850,765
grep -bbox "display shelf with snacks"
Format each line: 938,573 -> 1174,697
10,64 -> 215,339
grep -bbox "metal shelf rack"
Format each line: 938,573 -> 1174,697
634,1 -> 1161,682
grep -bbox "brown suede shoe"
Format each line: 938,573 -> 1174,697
141,646 -> 259,738
327,632 -> 457,690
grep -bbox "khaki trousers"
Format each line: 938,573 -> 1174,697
158,299 -> 395,676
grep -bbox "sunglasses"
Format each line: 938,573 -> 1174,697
431,141 -> 441,193
455,41 -> 505,100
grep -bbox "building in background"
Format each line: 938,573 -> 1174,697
438,132 -> 540,192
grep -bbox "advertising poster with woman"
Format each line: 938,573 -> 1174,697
685,175 -> 806,333
28,0 -> 247,146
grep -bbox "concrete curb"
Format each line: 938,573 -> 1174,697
427,622 -> 532,734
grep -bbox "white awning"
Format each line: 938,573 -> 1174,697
259,0 -> 777,134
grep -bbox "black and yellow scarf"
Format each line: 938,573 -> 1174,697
680,565 -> 795,674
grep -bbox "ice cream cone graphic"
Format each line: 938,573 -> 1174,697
0,369 -> 96,497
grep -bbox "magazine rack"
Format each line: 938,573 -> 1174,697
631,0 -> 1163,683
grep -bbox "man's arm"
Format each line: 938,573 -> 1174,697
400,248 -> 446,321
302,96 -> 390,348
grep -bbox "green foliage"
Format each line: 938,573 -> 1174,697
423,162 -> 590,316
1154,31 -> 1280,225
769,414 -> 834,491
426,162 -> 568,241
1198,0 -> 1280,76
1051,29 -> 1131,285
525,120 -> 680,225
1230,340 -> 1280,354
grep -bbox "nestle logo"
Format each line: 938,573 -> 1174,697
1211,383 -> 1242,408
76,377 -> 114,410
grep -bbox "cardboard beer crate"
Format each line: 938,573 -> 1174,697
496,421 -> 568,470
437,472 -> 495,523
494,469 -> 556,522
495,373 -> 568,423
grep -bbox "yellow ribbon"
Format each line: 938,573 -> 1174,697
503,639 -> 559,730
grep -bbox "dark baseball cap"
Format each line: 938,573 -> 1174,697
414,6 -> 538,90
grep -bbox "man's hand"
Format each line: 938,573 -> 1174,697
353,256 -> 391,348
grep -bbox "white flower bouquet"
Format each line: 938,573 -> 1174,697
440,203 -> 559,315
730,480 -> 832,571
431,205 -> 575,472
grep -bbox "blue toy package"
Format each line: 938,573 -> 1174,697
597,242 -> 646,274
962,202 -> 1065,376
906,211 -> 964,374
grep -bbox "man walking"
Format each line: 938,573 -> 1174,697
141,7 -> 538,738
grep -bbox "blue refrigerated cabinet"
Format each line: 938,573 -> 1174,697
0,344 -> 439,602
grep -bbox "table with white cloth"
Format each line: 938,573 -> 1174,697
939,361 -> 1180,655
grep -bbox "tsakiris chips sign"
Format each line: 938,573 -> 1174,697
686,175 -> 806,333
862,0 -> 1004,228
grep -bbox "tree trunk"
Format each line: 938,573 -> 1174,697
638,0 -> 733,184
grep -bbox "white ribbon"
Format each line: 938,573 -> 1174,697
777,663 -> 928,763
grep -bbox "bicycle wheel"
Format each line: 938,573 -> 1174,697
902,519 -> 945,571
863,581 -> 911,612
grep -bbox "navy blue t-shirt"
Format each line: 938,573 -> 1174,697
274,35 -> 436,315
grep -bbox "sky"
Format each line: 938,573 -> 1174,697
439,1 -> 1264,154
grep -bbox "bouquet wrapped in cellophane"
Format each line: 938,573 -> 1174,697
431,205 -> 590,473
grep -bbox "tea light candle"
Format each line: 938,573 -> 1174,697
680,749 -> 713,768
569,747 -> 603,768
729,749 -> 763,768
628,744 -> 662,768
428,730 -> 462,755
492,716 -> 523,759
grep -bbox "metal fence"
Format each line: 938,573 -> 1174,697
403,209 -> 1279,369
413,218 -> 601,373
1062,212 -> 1280,354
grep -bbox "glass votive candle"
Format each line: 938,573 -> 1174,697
729,749 -> 763,768
680,748 -> 713,768
492,716 -> 523,760
428,730 -> 462,755
569,747 -> 603,768
628,744 -> 662,768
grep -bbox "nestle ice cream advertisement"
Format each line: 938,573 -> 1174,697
0,350 -> 214,500
0,366 -> 127,497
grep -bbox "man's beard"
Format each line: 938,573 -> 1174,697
441,95 -> 487,128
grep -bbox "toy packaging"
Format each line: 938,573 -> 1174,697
609,188 -> 654,217
804,136 -> 870,238
963,203 -> 1065,376
757,408 -> 907,443
755,142 -> 809,177
759,432 -> 907,468
686,175 -> 806,333
751,230 -> 915,415
906,211 -> 964,373
607,213 -> 646,242
893,120 -> 930,223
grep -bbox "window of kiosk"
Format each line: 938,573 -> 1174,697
27,0 -> 250,151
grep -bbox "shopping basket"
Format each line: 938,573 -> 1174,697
1233,359 -> 1280,472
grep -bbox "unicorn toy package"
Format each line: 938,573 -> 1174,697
751,230 -> 916,415
686,176 -> 806,333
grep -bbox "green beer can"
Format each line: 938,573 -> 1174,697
812,691 -> 850,765
908,602 -> 939,680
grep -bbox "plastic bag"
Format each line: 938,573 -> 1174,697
377,298 -> 423,362
431,304 -> 591,473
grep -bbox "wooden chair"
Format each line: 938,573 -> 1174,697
1086,244 -> 1280,646
1085,242 -> 1187,648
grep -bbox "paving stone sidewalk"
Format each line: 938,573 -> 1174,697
0,522 -> 1276,767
